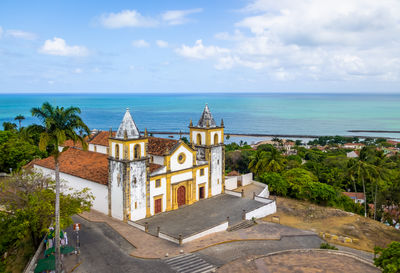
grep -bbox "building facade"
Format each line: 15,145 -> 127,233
33,105 -> 225,222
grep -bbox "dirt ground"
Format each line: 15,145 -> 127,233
263,196 -> 400,252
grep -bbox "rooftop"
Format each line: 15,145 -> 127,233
196,104 -> 217,128
115,109 -> 140,139
34,147 -> 108,185
342,192 -> 365,199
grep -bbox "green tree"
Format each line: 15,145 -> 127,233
348,149 -> 378,217
259,172 -> 289,196
181,136 -> 189,145
31,102 -> 89,272
0,171 -> 92,272
2,121 -> 17,131
283,168 -> 318,199
374,241 -> 400,273
249,150 -> 269,177
14,114 -> 25,130
0,132 -> 46,172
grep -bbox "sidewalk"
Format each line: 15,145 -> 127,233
79,210 -> 315,259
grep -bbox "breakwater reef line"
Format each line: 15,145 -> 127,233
348,130 -> 400,134
145,131 -> 399,140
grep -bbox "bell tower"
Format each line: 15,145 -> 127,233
189,104 -> 225,197
108,108 -> 149,222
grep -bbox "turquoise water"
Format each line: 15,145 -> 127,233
1,93 -> 400,141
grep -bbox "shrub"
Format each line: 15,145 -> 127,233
320,243 -> 338,250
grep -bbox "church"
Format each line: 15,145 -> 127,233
32,105 -> 225,222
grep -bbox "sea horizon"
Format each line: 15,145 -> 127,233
1,92 -> 400,143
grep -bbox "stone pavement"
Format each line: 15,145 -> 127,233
136,194 -> 266,238
233,182 -> 265,199
217,249 -> 379,273
79,209 -> 316,259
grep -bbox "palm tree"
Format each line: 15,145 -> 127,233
14,114 -> 25,130
31,102 -> 89,272
348,149 -> 378,217
249,150 -> 269,177
372,151 -> 393,220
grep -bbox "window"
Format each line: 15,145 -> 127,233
217,160 -> 220,165
214,134 -> 219,145
200,169 -> 204,176
135,202 -> 137,209
217,179 -> 220,184
197,134 -> 202,145
134,144 -> 141,159
133,177 -> 137,184
151,156 -> 154,163
115,144 -> 120,159
94,145 -> 97,152
155,179 -> 161,188
178,153 -> 186,164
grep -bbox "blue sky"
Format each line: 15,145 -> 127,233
0,0 -> 399,93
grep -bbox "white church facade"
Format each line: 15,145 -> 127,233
32,105 -> 225,222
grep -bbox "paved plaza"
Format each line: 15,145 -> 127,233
135,194 -> 267,238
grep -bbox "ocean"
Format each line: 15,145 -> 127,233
1,93 -> 400,143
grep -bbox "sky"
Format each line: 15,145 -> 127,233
0,0 -> 399,93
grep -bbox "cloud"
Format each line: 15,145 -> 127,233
100,10 -> 157,28
39,37 -> 89,56
6,29 -> 37,40
176,40 -> 229,59
162,8 -> 202,25
132,39 -> 150,48
176,0 -> 400,82
73,68 -> 83,74
156,40 -> 168,48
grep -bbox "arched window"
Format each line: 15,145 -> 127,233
214,133 -> 219,145
197,134 -> 202,145
134,144 -> 141,159
115,144 -> 120,159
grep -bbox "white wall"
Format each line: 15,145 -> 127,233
191,131 -> 205,145
111,143 -> 123,159
225,176 -> 238,190
245,201 -> 276,220
129,142 -> 145,160
182,221 -> 228,244
151,155 -> 164,165
149,177 -> 167,215
211,131 -> 222,145
34,165 -> 108,215
241,173 -> 253,186
258,185 -> 270,198
195,166 -> 208,199
110,161 -> 124,220
171,171 -> 192,184
129,161 -> 147,221
88,144 -> 108,155
170,145 -> 193,172
211,146 -> 223,196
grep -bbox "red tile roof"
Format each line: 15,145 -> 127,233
89,131 -> 115,146
342,192 -> 365,200
227,170 -> 240,176
34,148 -> 108,185
60,139 -> 85,149
149,163 -> 163,173
148,137 -> 178,156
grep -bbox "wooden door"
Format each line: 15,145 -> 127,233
155,198 -> 162,214
199,186 -> 205,199
177,186 -> 186,207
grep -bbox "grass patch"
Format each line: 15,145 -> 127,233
263,196 -> 400,252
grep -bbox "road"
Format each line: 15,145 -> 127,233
64,215 -> 174,273
63,215 -> 370,273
